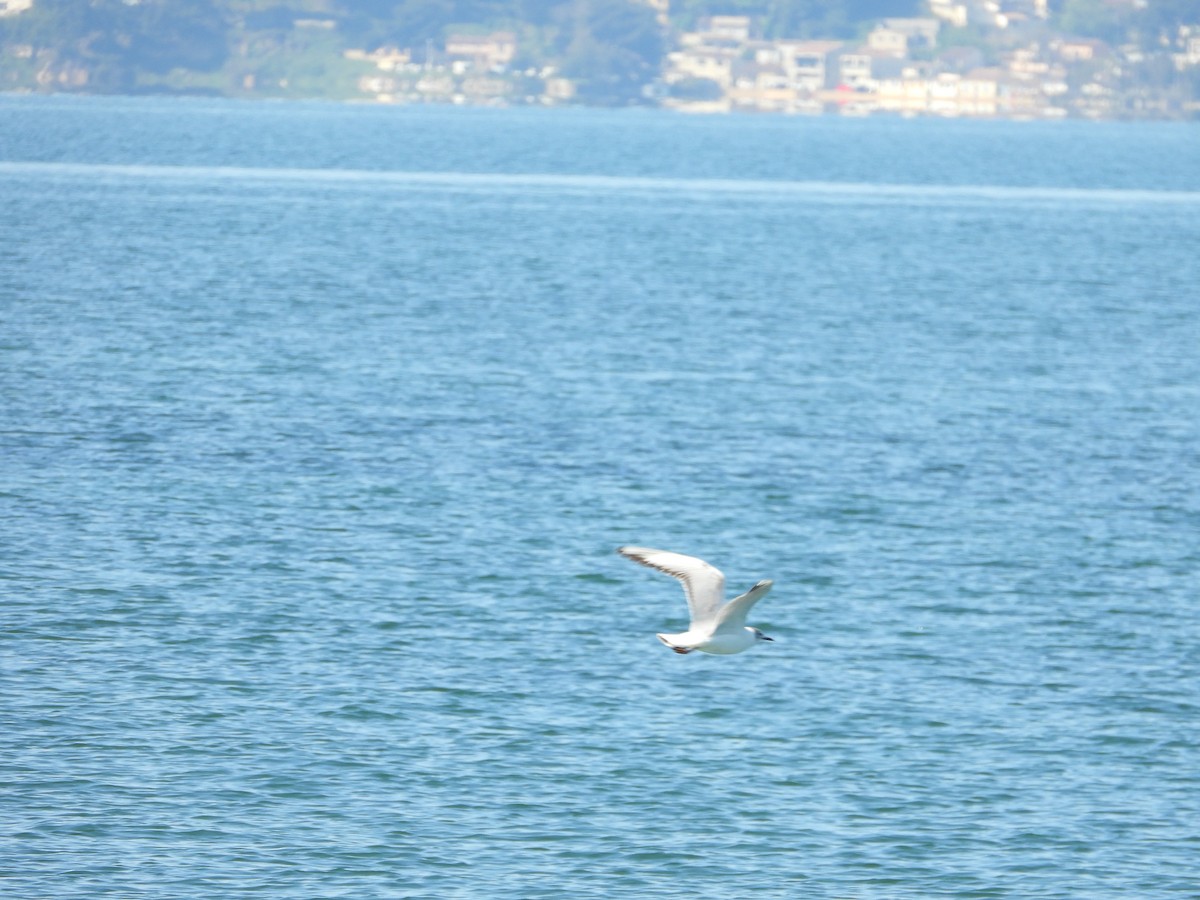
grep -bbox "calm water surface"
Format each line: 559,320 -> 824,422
2,97 -> 1200,898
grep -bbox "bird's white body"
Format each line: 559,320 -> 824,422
617,546 -> 775,655
656,626 -> 760,655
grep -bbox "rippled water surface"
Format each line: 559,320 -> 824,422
3,98 -> 1200,898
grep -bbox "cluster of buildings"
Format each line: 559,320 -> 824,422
345,1 -> 1200,119
346,0 -> 1200,117
2,0 -> 1198,116
346,32 -> 577,107
660,9 -> 1200,118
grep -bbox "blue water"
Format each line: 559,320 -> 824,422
3,96 -> 1200,898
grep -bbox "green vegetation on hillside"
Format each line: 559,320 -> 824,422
0,0 -> 927,99
671,0 -> 921,38
1,0 -> 228,90
0,0 -> 1197,106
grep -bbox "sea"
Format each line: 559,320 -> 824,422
2,95 -> 1199,898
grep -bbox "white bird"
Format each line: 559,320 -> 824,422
617,546 -> 775,655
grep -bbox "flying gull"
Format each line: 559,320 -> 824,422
617,546 -> 775,655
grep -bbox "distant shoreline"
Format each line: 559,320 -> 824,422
3,88 -> 1198,124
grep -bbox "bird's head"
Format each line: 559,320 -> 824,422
750,627 -> 774,643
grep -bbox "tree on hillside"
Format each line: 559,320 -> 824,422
670,0 -> 922,38
1056,0 -> 1130,43
1134,0 -> 1200,47
337,0 -> 535,48
124,0 -> 229,73
556,0 -> 664,104
0,0 -> 228,88
339,0 -> 458,48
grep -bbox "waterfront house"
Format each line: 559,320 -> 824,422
727,62 -> 797,111
777,40 -> 844,91
704,15 -> 754,42
461,76 -> 512,99
666,46 -> 736,87
837,51 -> 875,87
929,0 -> 969,28
444,32 -> 517,70
868,26 -> 910,58
1052,38 -> 1108,63
869,18 -> 940,57
878,69 -> 1006,117
1177,35 -> 1200,70
345,46 -> 412,72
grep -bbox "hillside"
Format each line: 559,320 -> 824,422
0,0 -> 921,99
0,1 -> 1196,116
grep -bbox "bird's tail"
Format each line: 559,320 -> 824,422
656,634 -> 692,654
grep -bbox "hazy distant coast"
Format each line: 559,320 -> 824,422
2,0 -> 1198,119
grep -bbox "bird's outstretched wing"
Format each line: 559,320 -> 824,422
617,546 -> 725,627
712,580 -> 773,634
